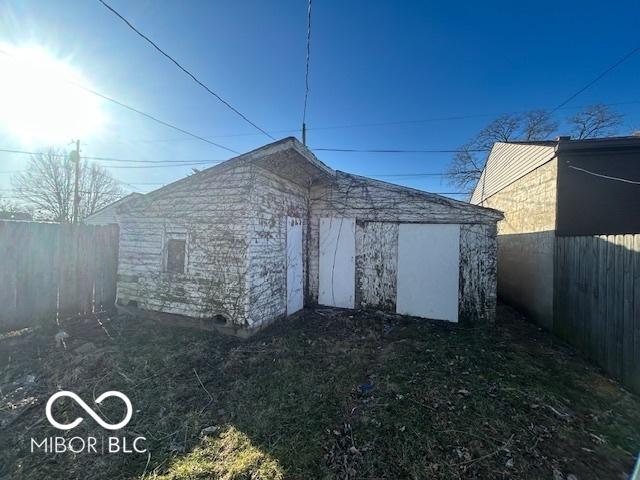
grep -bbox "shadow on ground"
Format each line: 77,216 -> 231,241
0,304 -> 638,479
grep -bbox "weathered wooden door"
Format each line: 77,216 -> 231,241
319,217 -> 356,308
396,223 -> 460,322
286,217 -> 304,315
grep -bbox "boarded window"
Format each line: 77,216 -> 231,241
166,239 -> 186,274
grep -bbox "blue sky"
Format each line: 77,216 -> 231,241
0,0 -> 639,198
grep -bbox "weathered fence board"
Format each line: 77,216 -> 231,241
554,234 -> 640,394
0,221 -> 119,332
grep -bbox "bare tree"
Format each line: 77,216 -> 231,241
446,109 -> 562,192
521,110 -> 558,140
474,114 -> 522,148
446,143 -> 485,191
11,149 -> 124,222
568,104 -> 624,139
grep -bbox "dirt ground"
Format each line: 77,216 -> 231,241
0,304 -> 638,479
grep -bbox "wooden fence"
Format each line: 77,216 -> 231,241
554,234 -> 640,394
0,221 -> 119,332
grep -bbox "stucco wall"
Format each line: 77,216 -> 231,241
116,164 -> 252,326
481,159 -> 557,329
309,172 -> 500,323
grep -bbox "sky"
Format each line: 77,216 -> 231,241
0,0 -> 639,200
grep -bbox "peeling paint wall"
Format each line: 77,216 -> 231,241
245,163 -> 309,328
310,172 -> 500,323
117,158 -> 500,331
116,164 -> 253,327
459,223 -> 498,323
356,221 -> 398,310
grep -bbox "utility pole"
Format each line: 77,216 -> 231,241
302,122 -> 307,146
72,139 -> 80,224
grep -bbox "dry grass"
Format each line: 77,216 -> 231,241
0,305 -> 638,479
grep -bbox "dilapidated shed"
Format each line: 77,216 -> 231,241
116,137 -> 502,334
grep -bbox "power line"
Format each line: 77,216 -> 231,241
0,48 -> 239,154
368,171 -> 473,177
551,47 -> 640,113
97,0 -> 274,141
110,100 -> 640,142
568,165 -> 640,185
313,147 -> 489,153
0,147 -> 225,164
302,0 -> 312,130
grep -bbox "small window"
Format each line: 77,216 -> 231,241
166,238 -> 186,274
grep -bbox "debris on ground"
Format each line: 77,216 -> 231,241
0,305 -> 638,479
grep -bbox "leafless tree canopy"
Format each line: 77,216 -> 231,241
568,104 -> 624,139
11,149 -> 124,222
521,110 -> 559,141
447,104 -> 625,192
447,110 -> 558,191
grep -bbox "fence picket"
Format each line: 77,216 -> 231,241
555,234 -> 640,394
0,221 -> 119,331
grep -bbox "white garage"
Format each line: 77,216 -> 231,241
310,172 -> 503,324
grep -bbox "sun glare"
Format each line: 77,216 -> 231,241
0,44 -> 105,144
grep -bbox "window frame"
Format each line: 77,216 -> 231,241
163,232 -> 188,274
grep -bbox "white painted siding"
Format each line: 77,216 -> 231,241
245,164 -> 309,327
116,164 -> 253,325
310,172 -> 501,323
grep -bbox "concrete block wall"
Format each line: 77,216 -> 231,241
481,159 -> 558,328
482,159 -> 557,234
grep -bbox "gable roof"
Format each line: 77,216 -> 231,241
120,136 -> 501,221
470,135 -> 640,205
470,141 -> 557,204
123,137 -> 334,212
85,192 -> 144,224
338,171 -> 503,220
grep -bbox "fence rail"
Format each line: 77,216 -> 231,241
554,234 -> 640,394
0,221 -> 119,332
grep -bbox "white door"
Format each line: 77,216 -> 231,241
319,217 -> 355,308
286,217 -> 303,315
396,224 -> 460,322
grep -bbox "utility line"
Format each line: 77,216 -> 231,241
551,47 -> 640,113
0,147 -> 224,164
0,48 -> 239,154
313,147 -> 489,153
111,100 -> 640,142
568,165 -> 640,185
301,0 -> 312,143
98,0 -> 274,141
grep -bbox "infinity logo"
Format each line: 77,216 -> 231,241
45,391 -> 133,431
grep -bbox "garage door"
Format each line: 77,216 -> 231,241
396,224 -> 460,322
319,217 -> 355,308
